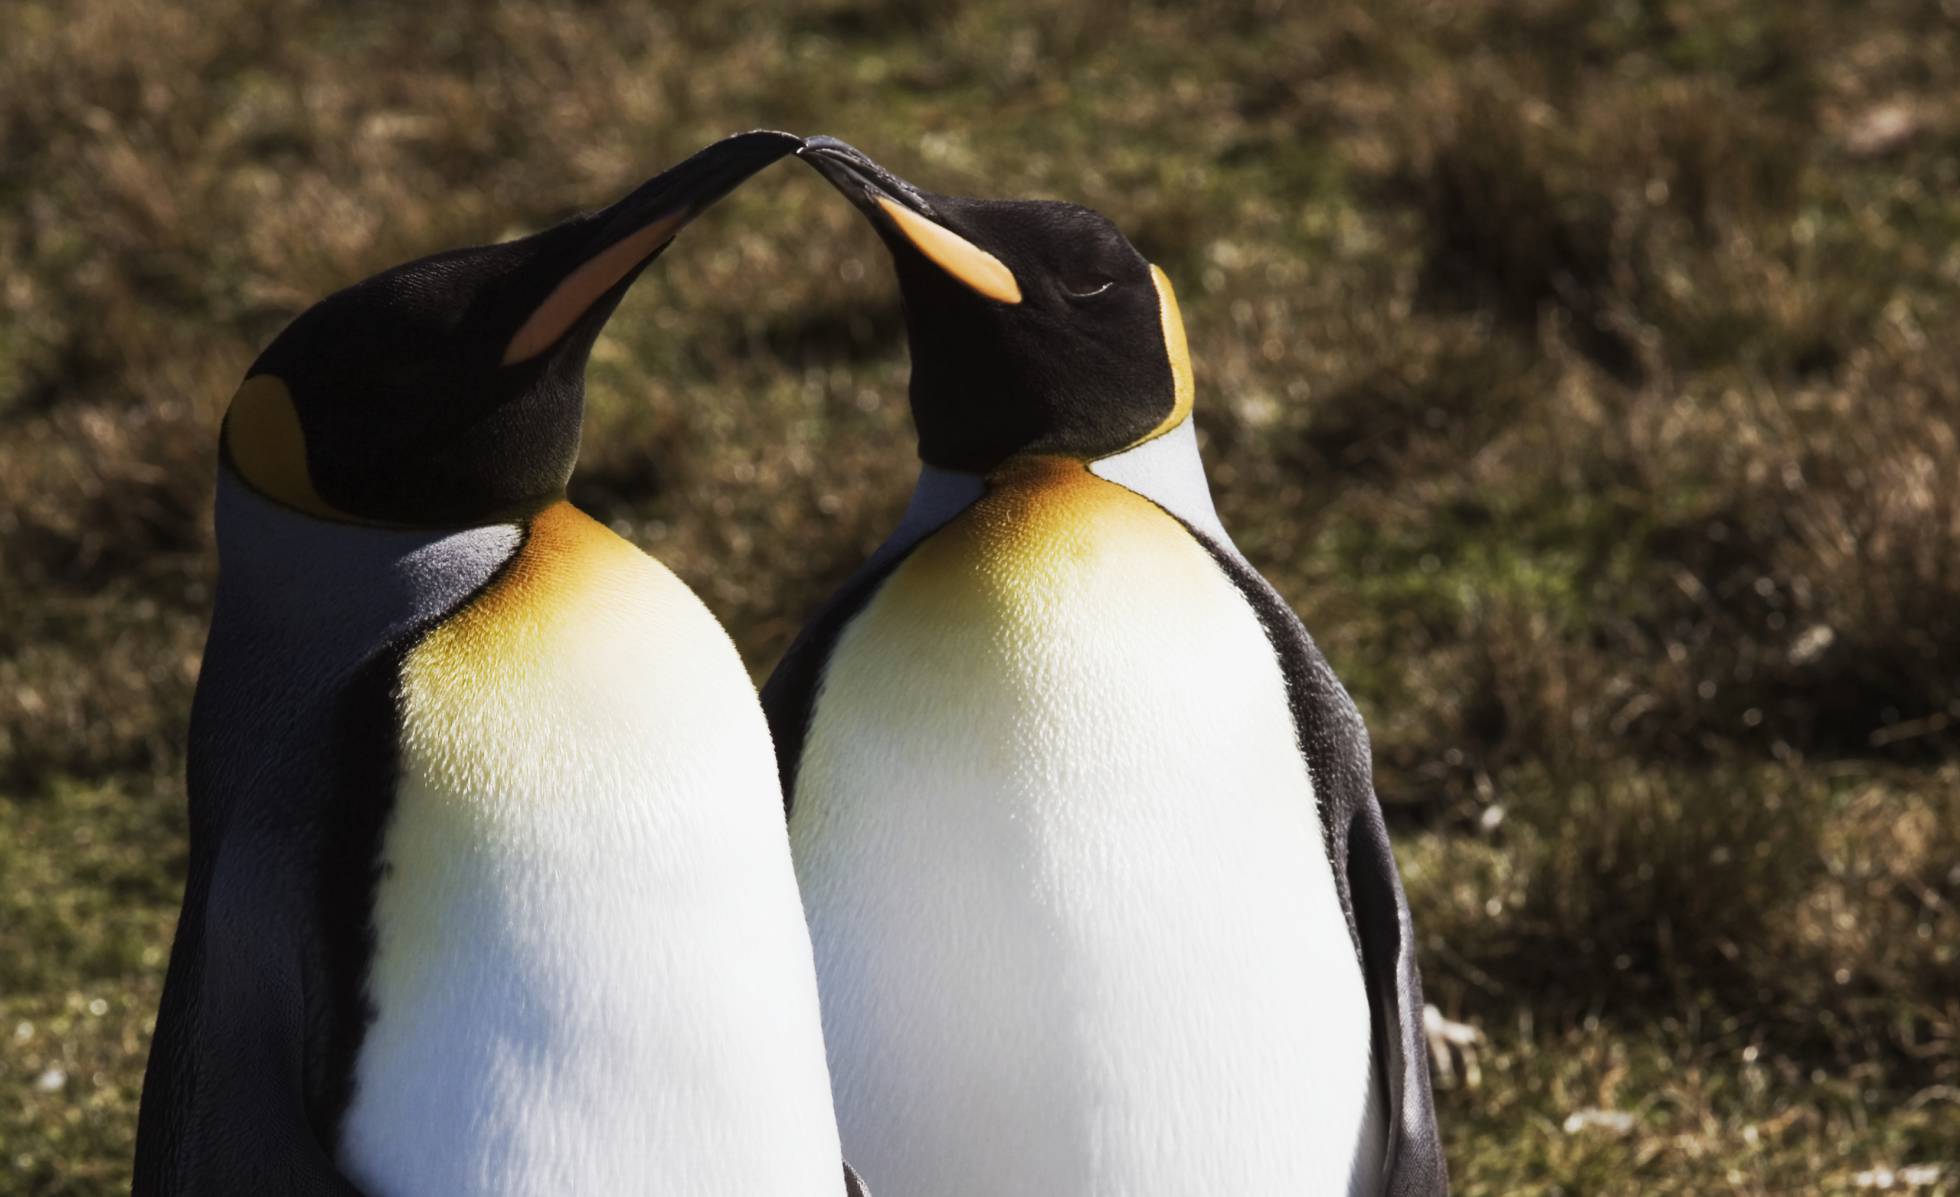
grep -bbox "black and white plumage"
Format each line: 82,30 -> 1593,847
765,137 -> 1447,1197
136,131 -> 866,1197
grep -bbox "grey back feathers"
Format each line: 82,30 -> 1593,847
209,471 -> 520,654
136,474 -> 518,1193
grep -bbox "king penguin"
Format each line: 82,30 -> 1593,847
135,131 -> 864,1197
765,136 -> 1448,1197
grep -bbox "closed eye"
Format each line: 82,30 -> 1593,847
1065,279 -> 1116,299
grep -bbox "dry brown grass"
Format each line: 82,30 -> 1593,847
3,0 -> 1957,1192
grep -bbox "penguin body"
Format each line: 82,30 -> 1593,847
345,500 -> 842,1194
786,453 -> 1381,1195
138,132 -> 859,1196
768,139 -> 1445,1195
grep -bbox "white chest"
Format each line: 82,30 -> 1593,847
790,465 -> 1383,1197
337,506 -> 841,1197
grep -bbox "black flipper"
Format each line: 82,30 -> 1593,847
134,520 -> 468,1197
134,829 -> 370,1196
762,542 -> 928,815
133,636 -> 408,1197
1186,527 -> 1449,1196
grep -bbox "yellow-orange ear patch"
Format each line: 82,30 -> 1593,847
223,374 -> 355,520
876,196 -> 1022,305
1152,264 -> 1194,428
502,210 -> 690,365
1120,264 -> 1195,451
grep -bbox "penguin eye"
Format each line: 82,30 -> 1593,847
1062,278 -> 1117,300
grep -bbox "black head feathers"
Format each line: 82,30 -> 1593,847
226,130 -> 798,527
799,136 -> 1193,473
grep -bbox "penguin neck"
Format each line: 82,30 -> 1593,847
884,417 -> 1238,564
211,468 -> 522,643
870,459 -> 988,569
1088,418 -> 1239,556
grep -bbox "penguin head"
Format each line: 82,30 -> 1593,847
799,136 -> 1193,473
224,130 -> 799,528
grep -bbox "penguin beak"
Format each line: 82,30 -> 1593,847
502,129 -> 801,364
798,136 -> 1022,305
799,136 -> 937,220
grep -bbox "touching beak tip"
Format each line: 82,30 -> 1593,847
798,134 -> 867,161
797,136 -> 920,217
796,140 -> 866,184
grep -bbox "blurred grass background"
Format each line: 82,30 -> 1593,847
3,0 -> 1958,1193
